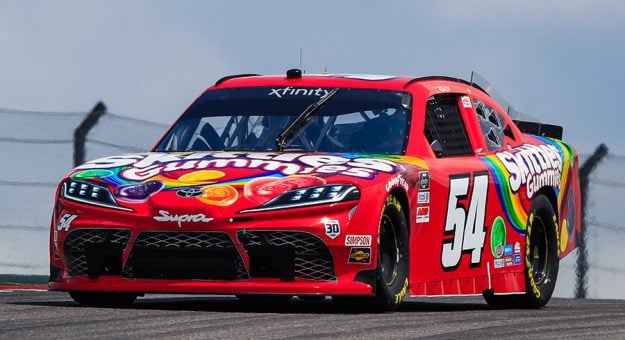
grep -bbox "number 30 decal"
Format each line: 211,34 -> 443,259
441,172 -> 488,270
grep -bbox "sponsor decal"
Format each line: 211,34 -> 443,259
461,96 -> 472,108
417,191 -> 430,204
395,278 -> 409,304
348,247 -> 371,264
153,210 -> 213,228
504,244 -> 514,256
513,254 -> 522,265
435,86 -> 451,93
441,172 -> 488,269
514,241 -> 521,254
505,256 -> 513,266
385,174 -> 409,192
345,235 -> 372,247
482,138 -> 575,234
76,153 -> 399,180
323,219 -> 340,239
494,258 -> 505,269
416,206 -> 430,223
268,87 -> 332,98
494,143 -> 563,199
176,187 -> 204,198
495,244 -> 504,258
56,214 -> 77,231
490,216 -> 506,259
418,171 -> 430,190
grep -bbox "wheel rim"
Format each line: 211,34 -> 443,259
530,216 -> 549,285
379,214 -> 399,286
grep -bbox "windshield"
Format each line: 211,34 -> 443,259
156,87 -> 411,154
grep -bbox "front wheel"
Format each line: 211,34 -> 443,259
69,292 -> 137,307
334,195 -> 409,311
484,194 -> 559,308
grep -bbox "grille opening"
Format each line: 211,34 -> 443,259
127,248 -> 239,280
123,231 -> 249,281
248,245 -> 295,281
86,244 -> 124,279
238,231 -> 336,281
64,229 -> 131,277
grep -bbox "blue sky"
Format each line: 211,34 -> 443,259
1,0 -> 624,153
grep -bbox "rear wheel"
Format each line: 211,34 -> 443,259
484,194 -> 558,308
334,195 -> 409,311
69,292 -> 137,307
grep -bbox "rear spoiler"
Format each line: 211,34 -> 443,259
513,120 -> 563,140
469,72 -> 564,140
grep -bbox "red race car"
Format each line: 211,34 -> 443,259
49,70 -> 580,310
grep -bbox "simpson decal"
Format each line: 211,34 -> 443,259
345,235 -> 372,247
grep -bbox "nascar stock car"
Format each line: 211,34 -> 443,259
49,69 -> 580,311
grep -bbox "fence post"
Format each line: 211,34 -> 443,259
74,102 -> 107,167
575,143 -> 608,298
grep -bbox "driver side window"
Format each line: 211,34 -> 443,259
473,99 -> 505,151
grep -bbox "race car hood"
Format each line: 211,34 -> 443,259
66,152 -> 428,216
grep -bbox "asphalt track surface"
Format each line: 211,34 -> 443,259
1,289 -> 625,339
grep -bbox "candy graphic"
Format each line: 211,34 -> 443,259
71,169 -> 114,179
114,180 -> 164,202
178,170 -> 225,183
490,216 -> 506,259
243,175 -> 326,205
197,184 -> 239,206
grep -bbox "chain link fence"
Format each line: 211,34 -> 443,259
0,105 -> 167,275
0,105 -> 622,298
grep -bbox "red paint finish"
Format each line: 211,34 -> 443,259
49,73 -> 580,300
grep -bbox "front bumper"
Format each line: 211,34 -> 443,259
49,198 -> 376,296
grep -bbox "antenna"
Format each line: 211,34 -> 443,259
299,48 -> 303,72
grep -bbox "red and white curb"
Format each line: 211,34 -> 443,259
0,285 -> 48,292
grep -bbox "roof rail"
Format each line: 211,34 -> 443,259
403,76 -> 488,94
215,73 -> 261,86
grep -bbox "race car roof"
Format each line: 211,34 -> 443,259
210,70 -> 487,94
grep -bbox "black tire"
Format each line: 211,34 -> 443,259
69,292 -> 137,307
484,194 -> 559,308
334,195 -> 409,312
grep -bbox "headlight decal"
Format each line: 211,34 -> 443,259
239,184 -> 359,213
62,180 -> 133,212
